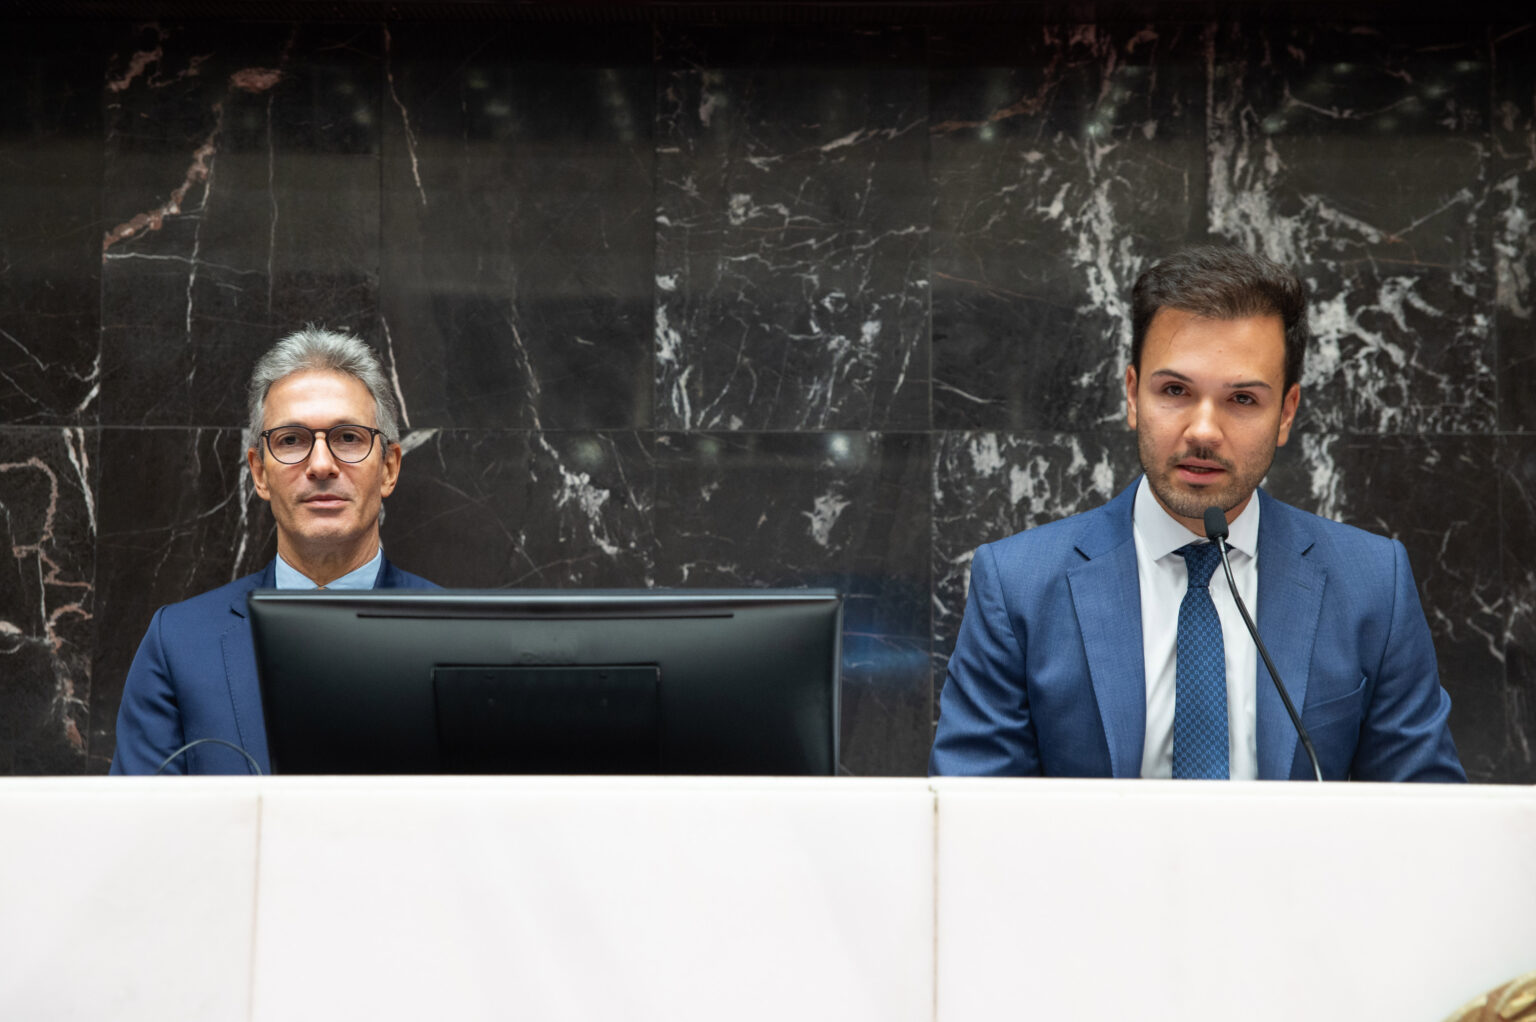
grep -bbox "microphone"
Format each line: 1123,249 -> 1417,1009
1202,506 -> 1323,782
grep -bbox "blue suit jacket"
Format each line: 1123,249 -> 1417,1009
110,558 -> 438,775
931,482 -> 1465,781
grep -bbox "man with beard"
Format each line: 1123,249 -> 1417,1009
930,246 -> 1464,781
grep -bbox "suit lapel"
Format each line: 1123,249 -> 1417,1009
222,560 -> 276,773
1254,494 -> 1326,780
1066,485 -> 1146,778
375,556 -> 401,589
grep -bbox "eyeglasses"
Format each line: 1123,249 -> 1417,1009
261,425 -> 384,465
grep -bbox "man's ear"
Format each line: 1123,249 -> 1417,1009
1276,383 -> 1301,447
1125,364 -> 1139,430
247,446 -> 271,501
379,442 -> 402,499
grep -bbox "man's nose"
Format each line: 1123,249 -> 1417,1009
306,432 -> 341,476
1184,399 -> 1223,446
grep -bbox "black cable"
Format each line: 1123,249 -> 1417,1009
154,738 -> 264,776
1203,507 -> 1324,782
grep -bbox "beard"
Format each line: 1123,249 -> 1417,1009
1137,432 -> 1276,525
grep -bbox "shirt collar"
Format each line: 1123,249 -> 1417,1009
1132,476 -> 1260,561
275,547 -> 384,590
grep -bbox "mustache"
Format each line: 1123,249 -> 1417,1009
1166,448 -> 1233,471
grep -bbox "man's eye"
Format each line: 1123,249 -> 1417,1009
1232,393 -> 1255,406
275,432 -> 303,446
1163,384 -> 1186,397
335,429 -> 362,444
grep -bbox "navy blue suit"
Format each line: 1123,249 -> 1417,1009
110,558 -> 437,775
931,482 -> 1465,781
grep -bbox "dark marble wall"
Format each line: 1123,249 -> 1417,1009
2,15 -> 1531,781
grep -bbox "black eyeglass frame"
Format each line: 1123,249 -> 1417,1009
260,425 -> 387,465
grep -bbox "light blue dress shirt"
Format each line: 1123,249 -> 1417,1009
274,548 -> 385,590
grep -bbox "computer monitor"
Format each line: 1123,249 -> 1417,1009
248,588 -> 841,776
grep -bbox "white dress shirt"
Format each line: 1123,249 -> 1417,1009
1132,478 -> 1260,780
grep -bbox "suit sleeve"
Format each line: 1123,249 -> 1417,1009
930,543 -> 1041,776
1351,540 -> 1466,782
109,608 -> 187,776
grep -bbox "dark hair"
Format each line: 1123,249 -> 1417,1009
1131,245 -> 1309,392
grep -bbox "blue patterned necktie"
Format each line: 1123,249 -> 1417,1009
1174,541 -> 1229,779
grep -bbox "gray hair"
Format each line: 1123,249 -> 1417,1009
245,326 -> 401,451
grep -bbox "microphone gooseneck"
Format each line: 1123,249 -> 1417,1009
1202,506 -> 1324,782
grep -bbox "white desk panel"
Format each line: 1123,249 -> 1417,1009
933,780 -> 1536,1022
251,777 -> 935,1022
0,779 -> 262,1022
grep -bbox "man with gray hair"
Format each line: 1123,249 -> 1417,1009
111,327 -> 436,775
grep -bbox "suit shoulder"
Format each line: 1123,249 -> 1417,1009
1261,495 -> 1409,585
382,560 -> 441,589
977,504 -> 1102,566
155,570 -> 265,626
1264,495 -> 1400,553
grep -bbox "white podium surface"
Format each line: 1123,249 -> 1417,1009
934,779 -> 1536,1022
2,776 -> 1532,1022
250,778 -> 935,1022
0,779 -> 261,1022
